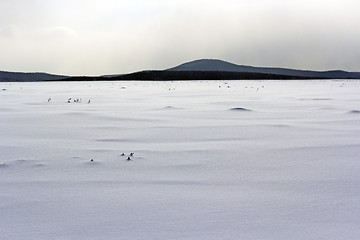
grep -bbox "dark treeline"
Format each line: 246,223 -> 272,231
62,71 -> 317,81
60,76 -> 108,81
111,71 -> 317,80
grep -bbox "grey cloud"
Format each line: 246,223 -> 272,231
38,26 -> 78,41
0,25 -> 22,38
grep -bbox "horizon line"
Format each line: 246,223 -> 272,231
1,58 -> 359,77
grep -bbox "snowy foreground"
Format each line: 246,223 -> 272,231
1,80 -> 360,240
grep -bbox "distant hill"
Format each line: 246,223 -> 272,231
0,71 -> 68,82
168,59 -> 360,79
1,59 -> 359,82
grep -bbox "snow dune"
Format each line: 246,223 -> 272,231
1,80 -> 360,240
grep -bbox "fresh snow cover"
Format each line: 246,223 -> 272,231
1,80 -> 360,240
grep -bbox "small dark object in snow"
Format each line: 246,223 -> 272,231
130,152 -> 134,156
127,157 -> 131,161
230,107 -> 251,111
2,88 -> 7,91
90,159 -> 94,162
121,153 -> 125,156
349,110 -> 360,114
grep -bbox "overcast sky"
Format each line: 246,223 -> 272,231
1,0 -> 360,75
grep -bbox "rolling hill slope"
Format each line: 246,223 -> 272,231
0,71 -> 68,82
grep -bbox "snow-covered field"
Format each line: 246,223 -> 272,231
1,80 -> 360,240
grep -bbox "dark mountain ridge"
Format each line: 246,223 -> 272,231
168,59 -> 360,79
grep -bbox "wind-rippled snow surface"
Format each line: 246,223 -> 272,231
1,80 -> 360,240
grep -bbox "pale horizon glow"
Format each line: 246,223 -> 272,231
1,0 -> 360,75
